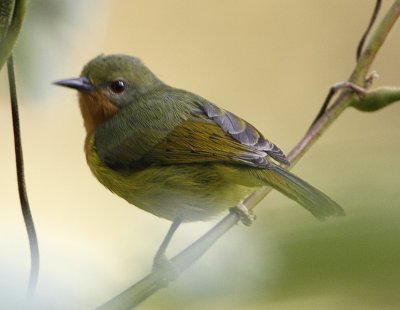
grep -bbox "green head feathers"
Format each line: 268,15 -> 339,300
83,54 -> 163,107
56,54 -> 164,108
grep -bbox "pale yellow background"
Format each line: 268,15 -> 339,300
1,1 -> 400,309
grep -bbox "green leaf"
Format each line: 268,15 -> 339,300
0,0 -> 27,70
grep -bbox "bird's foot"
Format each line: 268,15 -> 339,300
152,253 -> 180,285
230,202 -> 256,226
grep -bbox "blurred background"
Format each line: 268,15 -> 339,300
1,0 -> 400,309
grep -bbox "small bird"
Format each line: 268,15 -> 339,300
55,54 -> 344,264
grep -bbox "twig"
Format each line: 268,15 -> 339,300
356,0 -> 382,61
7,55 -> 40,296
310,82 -> 367,127
350,0 -> 400,85
98,1 -> 400,308
98,213 -> 239,310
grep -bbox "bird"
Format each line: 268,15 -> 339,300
55,54 -> 344,265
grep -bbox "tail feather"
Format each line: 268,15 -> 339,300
262,164 -> 345,220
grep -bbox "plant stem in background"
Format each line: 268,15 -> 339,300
7,55 -> 39,296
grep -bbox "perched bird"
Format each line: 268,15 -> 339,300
55,54 -> 344,263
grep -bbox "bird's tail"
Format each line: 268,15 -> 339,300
261,164 -> 345,220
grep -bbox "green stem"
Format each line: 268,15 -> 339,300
350,0 -> 400,85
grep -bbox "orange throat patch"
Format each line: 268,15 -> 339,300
78,92 -> 119,134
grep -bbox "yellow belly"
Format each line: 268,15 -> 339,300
84,134 -> 260,222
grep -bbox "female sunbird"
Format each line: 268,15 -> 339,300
55,54 -> 344,264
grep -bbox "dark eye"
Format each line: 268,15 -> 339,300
110,80 -> 126,93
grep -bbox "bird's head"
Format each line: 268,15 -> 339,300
55,54 -> 163,133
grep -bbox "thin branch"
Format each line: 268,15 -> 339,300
98,214 -> 239,310
7,55 -> 40,296
98,1 -> 400,308
356,0 -> 382,61
308,0 -> 383,128
351,0 -> 400,85
310,82 -> 367,127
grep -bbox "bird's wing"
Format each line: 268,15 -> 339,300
145,101 -> 289,167
95,92 -> 289,170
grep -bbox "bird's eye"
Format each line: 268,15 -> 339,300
110,80 -> 126,93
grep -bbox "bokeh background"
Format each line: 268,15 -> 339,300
1,0 -> 400,309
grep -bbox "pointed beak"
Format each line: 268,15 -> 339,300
54,77 -> 94,92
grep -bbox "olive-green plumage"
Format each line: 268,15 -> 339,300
55,54 -> 344,222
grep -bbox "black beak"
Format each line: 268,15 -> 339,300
54,77 -> 94,92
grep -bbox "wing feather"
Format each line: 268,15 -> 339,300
201,101 -> 289,165
95,88 -> 289,170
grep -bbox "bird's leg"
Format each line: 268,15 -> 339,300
230,202 -> 255,226
153,217 -> 182,275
